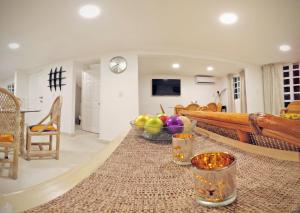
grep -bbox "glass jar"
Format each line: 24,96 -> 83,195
172,133 -> 194,165
191,152 -> 237,207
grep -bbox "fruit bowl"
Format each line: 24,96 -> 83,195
130,120 -> 196,142
130,121 -> 173,142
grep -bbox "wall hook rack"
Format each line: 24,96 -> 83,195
48,66 -> 66,91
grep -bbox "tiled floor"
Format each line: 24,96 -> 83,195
0,128 -> 108,195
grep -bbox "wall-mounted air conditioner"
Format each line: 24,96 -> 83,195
194,75 -> 215,84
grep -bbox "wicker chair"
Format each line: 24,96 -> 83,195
0,87 -> 20,179
174,105 -> 184,114
175,103 -> 222,115
280,100 -> 300,114
26,96 -> 63,160
185,103 -> 200,111
206,103 -> 218,112
217,103 -> 222,112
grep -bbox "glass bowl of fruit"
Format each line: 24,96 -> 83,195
130,114 -> 196,142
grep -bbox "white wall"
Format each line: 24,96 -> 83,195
99,53 -> 139,141
217,67 -> 263,114
14,71 -> 29,107
215,77 -> 228,108
75,84 -> 81,124
244,65 -> 264,113
0,77 -> 14,91
27,60 -> 76,134
139,74 -> 226,115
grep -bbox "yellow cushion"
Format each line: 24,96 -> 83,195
31,125 -> 57,132
281,113 -> 300,120
0,134 -> 14,142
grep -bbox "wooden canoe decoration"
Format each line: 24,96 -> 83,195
180,110 -> 300,151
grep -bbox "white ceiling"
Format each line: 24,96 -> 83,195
1,0 -> 300,80
139,55 -> 243,77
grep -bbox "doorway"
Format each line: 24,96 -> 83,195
77,63 -> 100,134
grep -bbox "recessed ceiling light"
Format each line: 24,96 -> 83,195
206,66 -> 214,71
219,12 -> 238,25
172,63 -> 180,69
79,4 -> 100,19
8,42 -> 20,49
279,44 -> 291,52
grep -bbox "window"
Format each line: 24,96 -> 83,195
7,83 -> 14,94
233,76 -> 240,99
283,63 -> 300,107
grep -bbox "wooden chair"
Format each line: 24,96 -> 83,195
280,101 -> 300,120
5,96 -> 22,158
174,104 -> 184,115
207,102 -> 218,112
174,103 -> 221,115
0,87 -> 20,179
217,103 -> 222,112
15,97 -> 22,106
185,103 -> 200,111
26,96 -> 63,160
280,100 -> 300,114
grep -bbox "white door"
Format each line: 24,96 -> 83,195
27,72 -> 46,125
81,69 -> 100,133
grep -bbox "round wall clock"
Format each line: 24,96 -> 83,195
109,56 -> 127,74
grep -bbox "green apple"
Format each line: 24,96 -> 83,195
134,115 -> 150,129
144,117 -> 163,135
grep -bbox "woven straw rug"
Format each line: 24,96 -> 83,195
27,130 -> 300,213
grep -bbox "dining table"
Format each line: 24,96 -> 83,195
26,129 -> 300,212
20,109 -> 41,157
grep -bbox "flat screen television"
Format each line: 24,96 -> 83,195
152,79 -> 181,96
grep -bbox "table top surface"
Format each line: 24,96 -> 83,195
20,109 -> 41,113
0,108 -> 40,113
28,130 -> 300,213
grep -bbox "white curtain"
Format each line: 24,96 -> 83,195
227,74 -> 235,112
240,70 -> 247,113
262,63 -> 284,115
